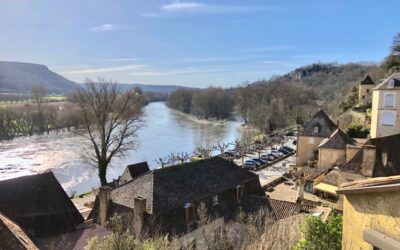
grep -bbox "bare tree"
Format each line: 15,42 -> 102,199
154,157 -> 170,168
193,145 -> 212,159
73,80 -> 144,186
211,141 -> 232,156
233,140 -> 247,166
168,152 -> 190,164
32,84 -> 47,133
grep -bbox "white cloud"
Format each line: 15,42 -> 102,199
162,2 -> 206,12
130,68 -> 223,76
62,64 -> 146,74
89,24 -> 117,32
143,1 -> 268,17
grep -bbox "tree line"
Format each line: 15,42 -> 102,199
167,87 -> 234,120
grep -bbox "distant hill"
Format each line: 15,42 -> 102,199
0,61 -> 80,94
115,83 -> 195,94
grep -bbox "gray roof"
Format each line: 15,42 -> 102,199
0,172 -> 84,237
0,213 -> 38,250
126,162 -> 150,179
360,75 -> 375,85
301,110 -> 337,137
319,128 -> 356,150
110,157 -> 262,214
374,73 -> 400,90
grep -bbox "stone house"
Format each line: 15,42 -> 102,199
370,73 -> 400,138
0,172 -> 109,250
337,176 -> 400,249
119,161 -> 150,184
296,110 -> 338,166
89,157 -> 271,237
358,75 -> 375,106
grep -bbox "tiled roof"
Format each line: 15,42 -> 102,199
301,110 -> 337,137
295,166 -> 328,181
318,129 -> 356,150
110,157 -> 262,214
374,73 -> 400,90
268,199 -> 316,220
338,175 -> 400,194
321,170 -> 339,186
0,172 -> 84,237
360,75 -> 375,85
0,213 -> 38,250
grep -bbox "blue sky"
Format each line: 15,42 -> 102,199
0,0 -> 399,88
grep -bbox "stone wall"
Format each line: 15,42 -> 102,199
358,84 -> 373,106
318,148 -> 346,169
296,136 -> 325,166
342,191 -> 400,249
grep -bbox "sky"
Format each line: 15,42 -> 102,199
0,0 -> 399,88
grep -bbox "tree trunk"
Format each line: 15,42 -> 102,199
98,162 -> 108,186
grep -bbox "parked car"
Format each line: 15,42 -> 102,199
292,140 -> 297,145
271,150 -> 284,158
252,158 -> 268,165
244,160 -> 257,170
278,148 -> 290,155
261,154 -> 275,161
285,131 -> 294,136
282,146 -> 294,152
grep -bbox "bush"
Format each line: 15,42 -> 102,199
347,123 -> 369,138
294,212 -> 342,250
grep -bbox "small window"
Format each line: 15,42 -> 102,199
313,126 -> 319,133
236,185 -> 243,202
362,95 -> 365,99
384,94 -> 395,108
381,112 -> 395,126
212,195 -> 219,205
366,89 -> 370,93
184,203 -> 194,223
388,79 -> 395,88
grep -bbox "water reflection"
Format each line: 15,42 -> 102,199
0,102 -> 255,194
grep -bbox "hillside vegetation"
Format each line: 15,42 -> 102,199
0,61 -> 80,94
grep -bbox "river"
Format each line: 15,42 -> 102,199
0,102 -> 254,194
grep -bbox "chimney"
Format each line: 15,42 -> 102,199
361,145 -> 376,177
296,176 -> 305,203
133,196 -> 146,239
336,119 -> 340,128
99,186 -> 111,227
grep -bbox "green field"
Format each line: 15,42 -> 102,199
0,95 -> 67,106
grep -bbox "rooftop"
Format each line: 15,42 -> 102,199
318,128 -> 356,150
301,110 -> 337,138
338,175 -> 400,194
374,73 -> 400,90
360,75 -> 375,85
0,213 -> 38,250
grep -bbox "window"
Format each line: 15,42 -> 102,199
236,185 -> 243,202
313,126 -> 319,133
184,203 -> 194,223
381,112 -> 395,126
366,89 -> 370,93
212,195 -> 219,205
362,95 -> 365,99
382,152 -> 388,167
384,93 -> 395,108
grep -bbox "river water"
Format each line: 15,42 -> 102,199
0,102 -> 254,194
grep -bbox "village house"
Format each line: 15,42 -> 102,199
358,75 -> 375,106
89,157 -> 273,237
119,161 -> 150,184
337,176 -> 400,249
370,72 -> 400,138
296,110 -> 338,166
0,172 -> 109,250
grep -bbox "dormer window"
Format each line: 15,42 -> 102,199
184,203 -> 195,224
384,93 -> 395,108
313,126 -> 319,133
236,185 -> 243,202
388,79 -> 395,88
212,195 -> 219,206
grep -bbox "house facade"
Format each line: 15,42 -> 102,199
338,176 -> 400,249
370,73 -> 400,138
296,110 -> 338,166
89,157 -> 271,237
358,75 -> 375,106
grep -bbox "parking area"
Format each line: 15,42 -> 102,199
230,136 -> 297,187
